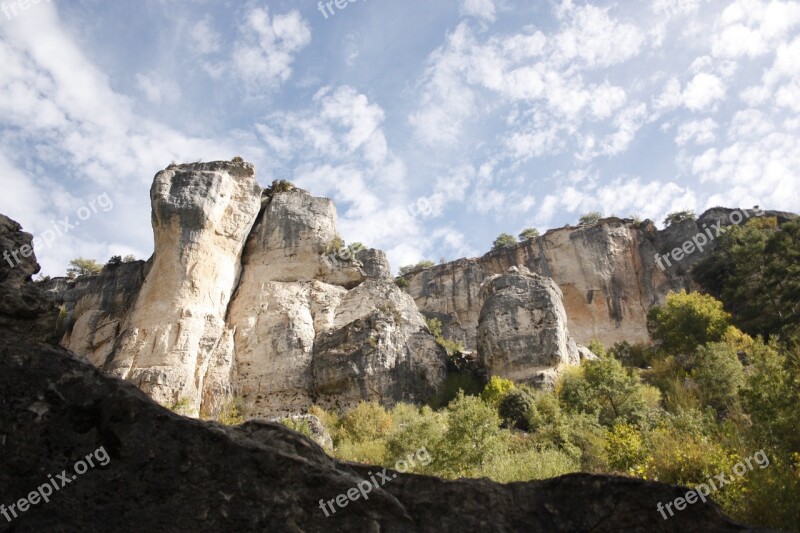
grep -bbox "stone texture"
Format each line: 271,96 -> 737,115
477,269 -> 582,388
404,209 -> 796,350
102,161 -> 263,413
50,162 -> 446,419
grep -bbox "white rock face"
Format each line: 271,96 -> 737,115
105,161 -> 263,412
57,162 -> 447,418
477,269 -> 585,389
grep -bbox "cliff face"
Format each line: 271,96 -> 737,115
0,231 -> 759,531
49,161 -> 447,418
404,209 -> 794,351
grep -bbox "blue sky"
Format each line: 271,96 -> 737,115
1,0 -> 799,276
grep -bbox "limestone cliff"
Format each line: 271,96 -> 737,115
404,209 -> 795,351
48,161 -> 446,418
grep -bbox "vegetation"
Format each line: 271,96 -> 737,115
492,233 -> 517,250
578,212 -> 602,226
426,317 -> 464,356
265,179 -> 295,197
217,396 -> 245,425
66,257 -> 102,279
398,260 -> 436,275
518,228 -> 540,241
663,209 -> 696,226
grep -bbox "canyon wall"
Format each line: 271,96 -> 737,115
404,209 -> 794,351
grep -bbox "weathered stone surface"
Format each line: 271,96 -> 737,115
0,215 -> 57,345
478,269 -> 582,388
49,163 -> 446,419
103,161 -> 263,413
404,209 -> 796,350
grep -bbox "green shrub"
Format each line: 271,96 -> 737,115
518,228 -> 540,241
482,447 -> 580,483
398,261 -> 436,275
339,401 -> 393,443
394,276 -> 410,288
498,388 -> 535,430
663,209 -> 696,226
578,212 -> 602,226
218,396 -> 245,425
691,342 -> 745,415
480,376 -> 516,407
492,233 -> 517,250
66,258 -> 102,279
647,290 -> 732,356
278,417 -> 315,439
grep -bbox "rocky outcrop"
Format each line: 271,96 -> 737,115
405,209 -> 795,351
49,161 -> 446,419
478,269 -> 586,388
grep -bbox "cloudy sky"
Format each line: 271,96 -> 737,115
1,0 -> 799,276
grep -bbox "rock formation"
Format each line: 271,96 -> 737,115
0,229 -> 763,531
478,268 -> 589,388
404,209 -> 795,351
45,161 -> 447,418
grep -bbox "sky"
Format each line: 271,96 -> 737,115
1,0 -> 799,276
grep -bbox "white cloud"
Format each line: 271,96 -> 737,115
675,118 -> 718,145
683,72 -> 726,111
460,0 -> 496,23
233,7 -> 311,90
135,72 -> 181,104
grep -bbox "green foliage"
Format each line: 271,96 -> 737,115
578,211 -> 602,226
518,228 -> 540,241
693,219 -> 800,338
647,290 -> 732,355
265,179 -> 294,195
394,276 -> 410,289
608,341 -> 652,368
482,447 -> 580,483
217,396 -> 245,425
348,242 -> 365,253
231,156 -> 245,164
558,357 -> 659,427
122,254 -> 137,262
691,342 -> 745,415
498,388 -> 536,430
663,209 -> 696,226
605,423 -> 646,473
168,396 -> 193,416
339,401 -> 393,443
107,255 -> 122,267
398,260 -> 436,275
324,235 -> 345,255
278,417 -> 315,439
437,391 -> 507,476
426,317 -> 464,356
492,233 -> 517,250
587,339 -> 607,359
480,376 -> 516,407
386,405 -> 445,474
66,257 -> 102,279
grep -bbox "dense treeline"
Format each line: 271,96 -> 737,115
281,218 -> 800,530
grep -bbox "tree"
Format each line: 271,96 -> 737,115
398,260 -> 436,275
559,356 -> 658,427
498,388 -> 536,430
518,228 -> 540,241
663,210 -> 696,227
437,391 -> 507,476
693,219 -> 800,338
492,233 -> 517,250
122,254 -> 137,263
578,212 -> 602,226
691,342 -> 745,414
66,258 -> 102,279
646,290 -> 732,355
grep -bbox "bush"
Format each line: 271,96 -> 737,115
605,423 -> 646,473
66,258 -> 102,279
578,212 -> 602,226
518,228 -> 540,241
107,255 -> 122,267
482,447 -> 580,483
394,276 -> 410,289
492,233 -> 517,250
480,376 -> 515,407
426,318 -> 464,356
498,388 -> 536,430
339,401 -> 393,444
278,417 -> 315,439
663,210 -> 696,226
691,342 -> 745,415
647,290 -> 732,356
217,396 -> 245,425
398,261 -> 436,275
